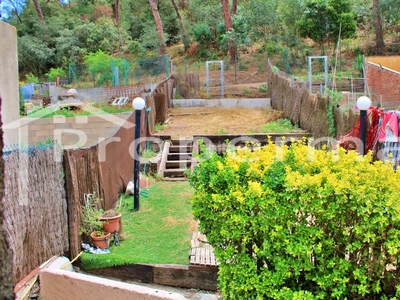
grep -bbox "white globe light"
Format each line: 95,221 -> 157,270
132,97 -> 145,110
356,96 -> 371,110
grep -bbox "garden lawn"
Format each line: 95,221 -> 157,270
79,181 -> 195,270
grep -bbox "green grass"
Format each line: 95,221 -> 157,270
79,181 -> 194,270
261,118 -> 299,133
26,103 -> 132,118
154,122 -> 169,132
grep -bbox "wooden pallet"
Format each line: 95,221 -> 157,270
189,232 -> 219,266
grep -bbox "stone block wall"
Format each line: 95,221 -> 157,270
11,113 -> 131,149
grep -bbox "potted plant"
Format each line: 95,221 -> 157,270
99,209 -> 122,234
90,230 -> 111,249
80,193 -> 111,249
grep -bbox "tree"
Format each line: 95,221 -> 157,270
297,0 -> 357,48
379,0 -> 400,46
171,0 -> 188,51
231,0 -> 237,15
221,0 -> 236,63
114,0 -> 120,26
148,0 -> 167,56
373,0 -> 384,51
32,0 -> 45,26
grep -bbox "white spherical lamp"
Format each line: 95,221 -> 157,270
132,97 -> 146,110
356,96 -> 371,110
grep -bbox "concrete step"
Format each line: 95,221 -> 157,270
163,168 -> 188,177
166,160 -> 192,168
163,177 -> 188,181
169,145 -> 194,153
167,153 -> 192,160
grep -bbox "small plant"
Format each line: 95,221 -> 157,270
141,148 -> 157,159
238,62 -> 247,71
154,123 -> 168,132
80,193 -> 105,243
324,88 -> 343,137
242,88 -> 250,95
258,84 -> 268,93
215,128 -> 228,135
45,67 -> 66,82
25,73 -> 40,84
261,119 -> 298,133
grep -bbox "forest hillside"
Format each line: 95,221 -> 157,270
0,0 -> 399,83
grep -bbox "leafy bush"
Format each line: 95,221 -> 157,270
25,73 -> 40,84
261,119 -> 298,133
83,50 -> 113,87
188,140 -> 400,299
45,67 -> 66,82
258,84 -> 268,93
191,23 -> 214,51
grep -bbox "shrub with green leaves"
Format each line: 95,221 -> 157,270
45,67 -> 66,82
83,50 -> 113,87
188,139 -> 400,299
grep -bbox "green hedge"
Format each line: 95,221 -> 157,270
188,139 -> 400,299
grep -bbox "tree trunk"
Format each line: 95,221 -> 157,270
373,0 -> 384,51
231,0 -> 238,15
115,0 -> 120,27
33,0 -> 45,26
221,0 -> 236,63
179,0 -> 187,10
0,95 -> 14,299
148,0 -> 167,56
171,0 -> 189,51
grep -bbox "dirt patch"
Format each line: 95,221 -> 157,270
154,107 -> 284,139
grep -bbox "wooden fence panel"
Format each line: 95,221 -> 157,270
63,77 -> 175,259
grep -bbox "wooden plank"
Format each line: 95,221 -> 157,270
153,264 -> 218,291
63,151 -> 81,259
158,141 -> 170,177
85,263 -> 218,291
200,247 -> 206,265
84,264 -> 153,284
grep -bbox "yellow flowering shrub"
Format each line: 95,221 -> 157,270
188,139 -> 400,299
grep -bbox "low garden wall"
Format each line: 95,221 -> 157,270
19,113 -> 131,149
40,268 -> 186,300
172,98 -> 270,108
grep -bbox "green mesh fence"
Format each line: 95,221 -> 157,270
68,55 -> 169,88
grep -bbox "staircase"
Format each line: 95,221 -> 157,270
158,139 -> 199,181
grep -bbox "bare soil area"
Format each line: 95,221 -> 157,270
155,107 -> 284,139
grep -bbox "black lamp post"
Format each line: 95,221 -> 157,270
132,97 -> 145,211
356,96 -> 371,156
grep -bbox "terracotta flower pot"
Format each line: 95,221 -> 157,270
90,231 -> 111,249
99,214 -> 122,234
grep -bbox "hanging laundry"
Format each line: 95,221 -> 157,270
378,111 -> 398,142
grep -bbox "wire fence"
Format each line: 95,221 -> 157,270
68,55 -> 170,88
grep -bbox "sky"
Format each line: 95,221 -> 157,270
0,0 -> 70,21
0,0 -> 27,20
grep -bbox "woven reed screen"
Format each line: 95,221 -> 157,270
267,61 -> 359,139
3,144 -> 68,283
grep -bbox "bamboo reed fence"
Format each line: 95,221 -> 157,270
3,144 -> 68,283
